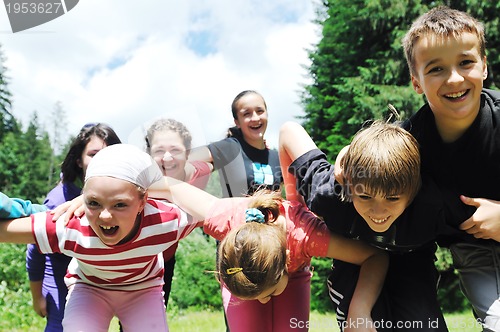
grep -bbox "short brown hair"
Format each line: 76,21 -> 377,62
340,122 -> 421,202
402,6 -> 485,76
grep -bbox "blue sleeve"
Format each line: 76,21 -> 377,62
0,192 -> 47,218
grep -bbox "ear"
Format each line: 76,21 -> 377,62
76,159 -> 83,169
483,56 -> 488,80
139,192 -> 148,213
234,118 -> 241,129
411,75 -> 424,94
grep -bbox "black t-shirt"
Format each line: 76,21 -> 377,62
208,136 -> 282,197
289,149 -> 473,252
403,88 -> 500,244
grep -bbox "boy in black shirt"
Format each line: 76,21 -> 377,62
402,6 -> 500,331
280,121 -> 472,331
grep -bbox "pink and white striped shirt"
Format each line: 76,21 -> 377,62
31,198 -> 201,291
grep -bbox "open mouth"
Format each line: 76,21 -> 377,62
444,89 -> 468,100
100,225 -> 118,236
249,123 -> 263,130
369,216 -> 389,224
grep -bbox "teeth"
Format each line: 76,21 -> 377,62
446,90 -> 466,99
370,216 -> 389,224
101,225 -> 113,230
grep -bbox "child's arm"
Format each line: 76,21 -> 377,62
0,216 -> 36,243
459,196 -> 500,241
187,145 -> 214,164
279,122 -> 318,203
149,177 -> 220,221
326,233 -> 388,330
0,192 -> 47,218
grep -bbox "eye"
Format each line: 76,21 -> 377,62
86,200 -> 100,209
115,202 -> 127,208
358,194 -> 372,200
385,196 -> 401,202
427,66 -> 443,74
460,59 -> 474,66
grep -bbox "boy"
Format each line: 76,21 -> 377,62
279,121 -> 473,331
402,6 -> 500,331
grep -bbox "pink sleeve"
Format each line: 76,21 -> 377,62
285,201 -> 330,272
188,161 -> 212,190
203,198 -> 248,241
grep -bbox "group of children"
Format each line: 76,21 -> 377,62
0,5 -> 499,332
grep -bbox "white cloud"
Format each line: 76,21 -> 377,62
0,0 -> 320,149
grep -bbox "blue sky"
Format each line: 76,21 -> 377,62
0,0 -> 320,149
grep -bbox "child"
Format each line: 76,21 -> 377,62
26,122 -> 121,332
402,6 -> 500,331
153,177 -> 388,332
279,121 -> 473,331
0,144 -> 200,332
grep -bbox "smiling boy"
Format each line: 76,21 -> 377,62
402,6 -> 500,331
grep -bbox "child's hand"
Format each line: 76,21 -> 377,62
459,195 -> 500,241
32,295 -> 47,318
51,195 -> 85,225
344,315 -> 377,332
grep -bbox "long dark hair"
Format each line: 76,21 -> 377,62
61,123 -> 121,183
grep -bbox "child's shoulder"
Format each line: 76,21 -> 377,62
484,88 -> 500,109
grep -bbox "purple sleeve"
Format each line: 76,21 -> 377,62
26,243 -> 46,281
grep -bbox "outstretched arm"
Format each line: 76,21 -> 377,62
187,145 -> 214,164
327,233 -> 388,332
149,177 -> 220,221
278,122 -> 318,203
0,216 -> 36,243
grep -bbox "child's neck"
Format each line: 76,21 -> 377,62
435,114 -> 478,143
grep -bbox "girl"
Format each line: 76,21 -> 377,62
149,178 -> 388,332
1,144 -> 200,332
26,122 -> 121,332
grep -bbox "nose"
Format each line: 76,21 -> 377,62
370,202 -> 387,216
100,209 -> 112,220
162,152 -> 173,161
447,67 -> 465,84
250,111 -> 260,121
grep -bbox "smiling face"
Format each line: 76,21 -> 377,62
351,188 -> 411,233
411,32 -> 487,141
233,93 -> 268,149
83,176 -> 147,246
149,130 -> 188,180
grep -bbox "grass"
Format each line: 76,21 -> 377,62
107,309 -> 481,332
7,307 -> 481,331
